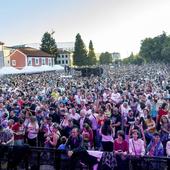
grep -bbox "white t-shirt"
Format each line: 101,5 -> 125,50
111,92 -> 121,103
70,113 -> 80,121
27,122 -> 39,139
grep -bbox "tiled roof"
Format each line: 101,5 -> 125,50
17,47 -> 54,57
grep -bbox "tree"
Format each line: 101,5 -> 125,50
87,40 -> 97,65
40,32 -> 58,64
73,33 -> 88,66
99,52 -> 112,64
122,53 -> 144,65
161,46 -> 170,62
139,32 -> 167,63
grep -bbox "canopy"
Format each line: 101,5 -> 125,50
0,67 -> 21,75
0,65 -> 64,75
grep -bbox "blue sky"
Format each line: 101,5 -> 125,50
1,0 -> 170,58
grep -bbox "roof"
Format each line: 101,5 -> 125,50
58,48 -> 71,54
17,47 -> 54,57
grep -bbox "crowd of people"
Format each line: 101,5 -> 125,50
0,63 -> 170,169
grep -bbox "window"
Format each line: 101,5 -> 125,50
65,55 -> 68,58
28,57 -> 32,66
62,55 -> 64,58
65,60 -> 68,64
62,60 -> 64,64
35,57 -> 39,65
12,60 -> 16,66
58,55 -> 60,58
58,60 -> 61,64
48,58 -> 52,66
42,58 -> 46,65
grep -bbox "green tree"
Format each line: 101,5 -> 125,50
87,40 -> 97,65
123,53 -> 144,65
99,52 -> 112,64
161,46 -> 170,62
139,32 -> 167,62
73,33 -> 88,66
40,31 -> 58,64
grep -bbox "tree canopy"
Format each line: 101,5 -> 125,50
99,52 -> 112,64
73,33 -> 88,66
40,32 -> 58,63
122,52 -> 144,65
87,40 -> 97,65
139,32 -> 170,63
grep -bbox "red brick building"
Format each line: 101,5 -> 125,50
9,47 -> 54,69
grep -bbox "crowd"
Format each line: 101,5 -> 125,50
0,64 -> 170,169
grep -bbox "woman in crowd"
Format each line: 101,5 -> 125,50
160,115 -> 170,149
100,119 -> 114,151
45,123 -> 60,148
114,130 -> 129,170
129,129 -> 145,156
27,116 -> 39,146
82,123 -> 93,149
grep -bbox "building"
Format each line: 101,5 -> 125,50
9,47 -> 54,69
57,49 -> 72,66
3,46 -> 14,66
57,42 -> 74,52
0,41 -> 4,68
112,52 -> 121,62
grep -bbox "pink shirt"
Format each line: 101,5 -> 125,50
129,138 -> 145,156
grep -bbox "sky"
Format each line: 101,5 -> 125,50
1,0 -> 170,58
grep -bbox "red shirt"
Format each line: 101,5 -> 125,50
158,109 -> 168,123
12,123 -> 24,140
114,139 -> 128,152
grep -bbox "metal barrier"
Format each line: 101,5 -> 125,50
0,145 -> 170,170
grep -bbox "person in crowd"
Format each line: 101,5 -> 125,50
114,130 -> 129,170
12,118 -> 25,145
124,110 -> 135,140
111,108 -> 121,138
160,115 -> 170,149
166,140 -> 170,157
129,129 -> 145,156
114,130 -> 128,155
27,116 -> 39,146
82,123 -> 93,149
156,103 -> 168,130
0,124 -> 14,145
45,123 -> 60,148
144,114 -> 156,143
146,132 -> 164,156
66,127 -> 97,170
100,119 -> 114,151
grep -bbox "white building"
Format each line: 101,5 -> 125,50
57,49 -> 72,66
57,42 -> 74,52
112,52 -> 121,61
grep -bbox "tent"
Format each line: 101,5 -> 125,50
51,65 -> 64,71
20,66 -> 40,74
0,65 -> 64,75
0,67 -> 21,75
